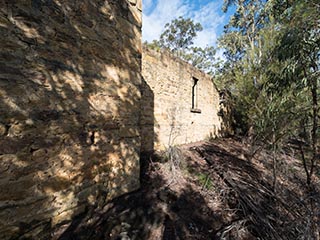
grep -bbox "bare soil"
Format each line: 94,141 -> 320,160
56,137 -> 320,240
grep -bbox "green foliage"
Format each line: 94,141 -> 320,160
219,0 -> 320,187
144,40 -> 161,51
159,16 -> 203,53
217,0 -> 272,133
196,172 -> 213,190
181,46 -> 217,75
145,17 -> 219,75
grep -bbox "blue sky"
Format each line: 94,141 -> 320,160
142,0 -> 234,49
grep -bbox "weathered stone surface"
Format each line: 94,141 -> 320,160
128,0 -> 137,5
0,1 -> 141,239
141,46 -> 221,152
136,0 -> 142,11
0,124 -> 7,136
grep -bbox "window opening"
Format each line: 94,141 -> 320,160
191,77 -> 201,113
192,77 -> 198,109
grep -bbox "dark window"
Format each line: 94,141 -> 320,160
192,77 -> 198,109
191,77 -> 201,113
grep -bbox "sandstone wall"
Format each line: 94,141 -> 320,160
0,0 -> 141,239
141,47 -> 221,152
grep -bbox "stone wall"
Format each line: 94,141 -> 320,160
0,0 -> 141,239
141,46 -> 221,152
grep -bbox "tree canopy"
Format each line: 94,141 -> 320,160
218,0 -> 319,188
145,17 -> 219,75
159,16 -> 203,53
217,2 -> 319,236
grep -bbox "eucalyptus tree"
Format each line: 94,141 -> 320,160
181,46 -> 217,75
219,1 -> 319,237
218,0 -> 270,134
159,16 -> 203,54
145,17 -> 219,74
269,0 -> 320,186
219,0 -> 319,185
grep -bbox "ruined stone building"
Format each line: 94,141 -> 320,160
141,46 -> 221,153
0,1 -> 221,238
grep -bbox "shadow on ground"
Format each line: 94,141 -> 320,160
56,138 -> 320,240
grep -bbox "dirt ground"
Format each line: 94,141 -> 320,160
56,137 -> 320,240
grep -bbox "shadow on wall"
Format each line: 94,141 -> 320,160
0,0 -> 141,239
140,77 -> 157,155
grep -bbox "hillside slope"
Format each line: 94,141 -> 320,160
55,138 -> 320,240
